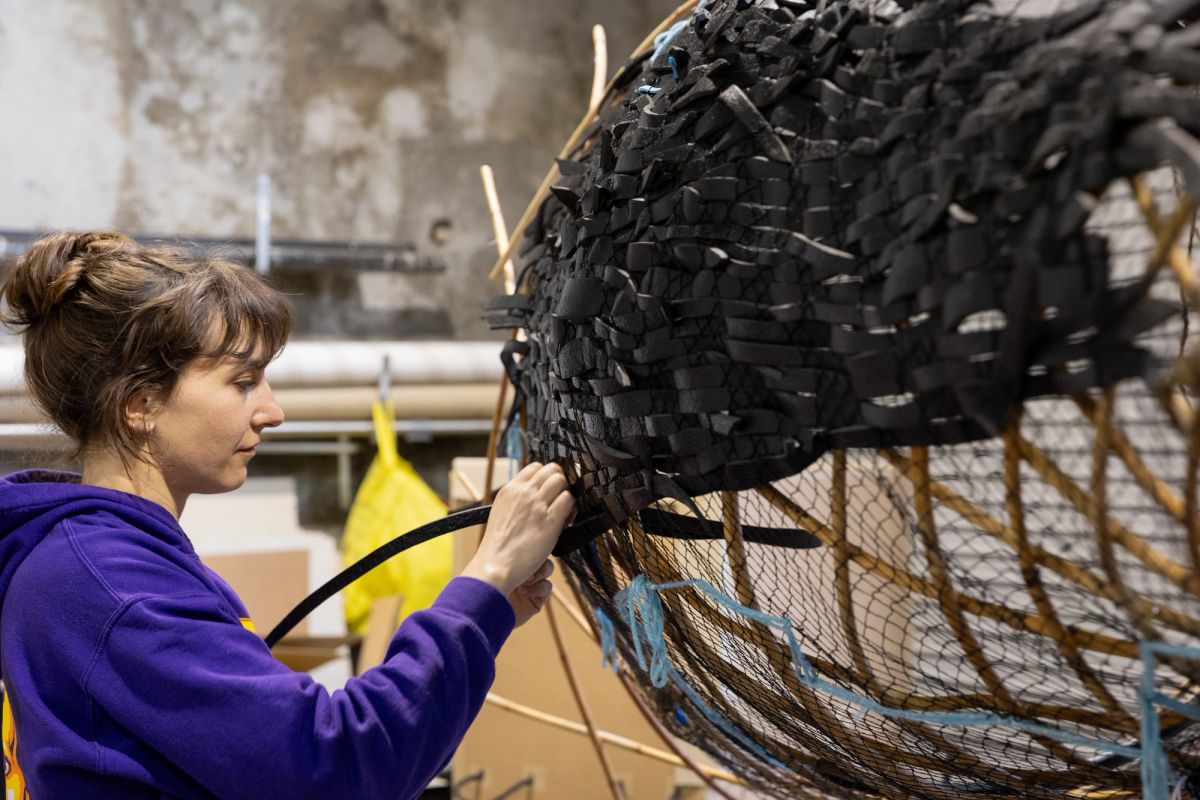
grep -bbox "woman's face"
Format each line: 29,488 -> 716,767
143,349 -> 285,501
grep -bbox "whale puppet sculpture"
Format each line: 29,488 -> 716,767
488,1 -> 1200,796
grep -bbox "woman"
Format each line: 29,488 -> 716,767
0,231 -> 573,799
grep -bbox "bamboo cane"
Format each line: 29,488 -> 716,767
545,601 -> 627,800
483,692 -> 742,784
488,0 -> 701,280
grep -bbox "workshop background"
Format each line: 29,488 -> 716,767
0,3 -> 756,798
0,0 -> 675,517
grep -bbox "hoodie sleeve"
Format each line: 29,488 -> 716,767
81,576 -> 515,800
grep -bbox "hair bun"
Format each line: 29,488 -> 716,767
1,230 -> 134,327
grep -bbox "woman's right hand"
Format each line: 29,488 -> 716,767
461,462 -> 575,624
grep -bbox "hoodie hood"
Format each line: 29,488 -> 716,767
0,470 -> 182,625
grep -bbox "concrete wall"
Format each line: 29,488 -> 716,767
0,0 -> 677,339
0,0 -> 680,526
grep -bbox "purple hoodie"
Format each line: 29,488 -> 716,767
0,469 -> 515,799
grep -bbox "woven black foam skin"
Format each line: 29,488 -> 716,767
487,1 -> 1200,796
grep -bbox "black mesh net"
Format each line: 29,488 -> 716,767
486,1 -> 1200,796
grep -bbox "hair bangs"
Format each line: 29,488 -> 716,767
202,260 -> 293,367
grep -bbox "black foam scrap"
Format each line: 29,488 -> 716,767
487,0 -> 1200,540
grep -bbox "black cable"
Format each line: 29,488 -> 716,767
264,500 -> 819,648
265,505 -> 492,647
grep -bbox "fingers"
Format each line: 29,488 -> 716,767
549,488 -> 576,525
511,461 -> 571,508
521,558 -> 554,586
535,469 -> 569,504
532,462 -> 564,489
513,460 -> 543,481
519,578 -> 553,605
520,461 -> 566,487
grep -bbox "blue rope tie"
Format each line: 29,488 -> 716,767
652,19 -> 690,62
605,576 -> 787,770
503,410 -> 523,479
1140,641 -> 1200,798
597,574 -> 1182,789
651,0 -> 713,62
636,85 -> 662,96
595,608 -> 618,673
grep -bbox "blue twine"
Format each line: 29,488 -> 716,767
652,20 -> 689,62
615,575 -> 672,687
643,1 -> 713,100
651,0 -> 712,63
598,574 -> 1162,785
504,410 -> 523,479
603,576 -> 787,769
595,608 -> 618,673
1139,641 -> 1200,799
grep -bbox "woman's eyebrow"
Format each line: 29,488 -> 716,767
224,353 -> 270,371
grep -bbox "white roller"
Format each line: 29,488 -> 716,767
0,340 -> 506,394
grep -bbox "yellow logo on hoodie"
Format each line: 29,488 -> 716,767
2,686 -> 28,800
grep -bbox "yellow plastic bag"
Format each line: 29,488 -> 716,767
340,400 -> 452,634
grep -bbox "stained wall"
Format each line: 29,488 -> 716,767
0,0 -> 678,338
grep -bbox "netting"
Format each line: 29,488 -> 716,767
486,1 -> 1200,796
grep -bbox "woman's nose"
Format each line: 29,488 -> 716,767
254,379 -> 286,429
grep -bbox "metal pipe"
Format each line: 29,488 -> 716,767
0,341 -> 504,394
0,419 -> 493,449
0,230 -> 445,272
255,174 -> 272,274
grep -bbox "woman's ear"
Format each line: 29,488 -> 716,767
124,391 -> 160,435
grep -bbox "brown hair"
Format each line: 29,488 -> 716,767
1,230 -> 293,461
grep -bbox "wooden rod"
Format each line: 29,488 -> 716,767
1074,395 -> 1186,523
483,376 -> 510,503
488,0 -> 700,280
825,452 -> 1019,778
712,494 -> 894,790
550,585 -> 597,643
716,495 -> 941,792
912,453 -> 1017,705
1004,412 -> 1130,720
1016,433 -> 1200,597
1087,391 -> 1167,637
878,447 -> 1200,637
559,575 -> 744,800
590,25 -> 608,113
720,491 -> 756,608
908,448 -> 1084,768
830,450 -> 873,682
452,469 -> 481,506
1128,175 -> 1200,307
1187,398 -> 1200,576
715,489 -> 1065,796
621,518 -> 910,793
616,516 -> 1065,794
480,164 -> 515,293
478,163 -> 519,503
545,601 -> 627,800
754,482 -> 1140,659
1088,392 -> 1200,757
483,692 -> 742,784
